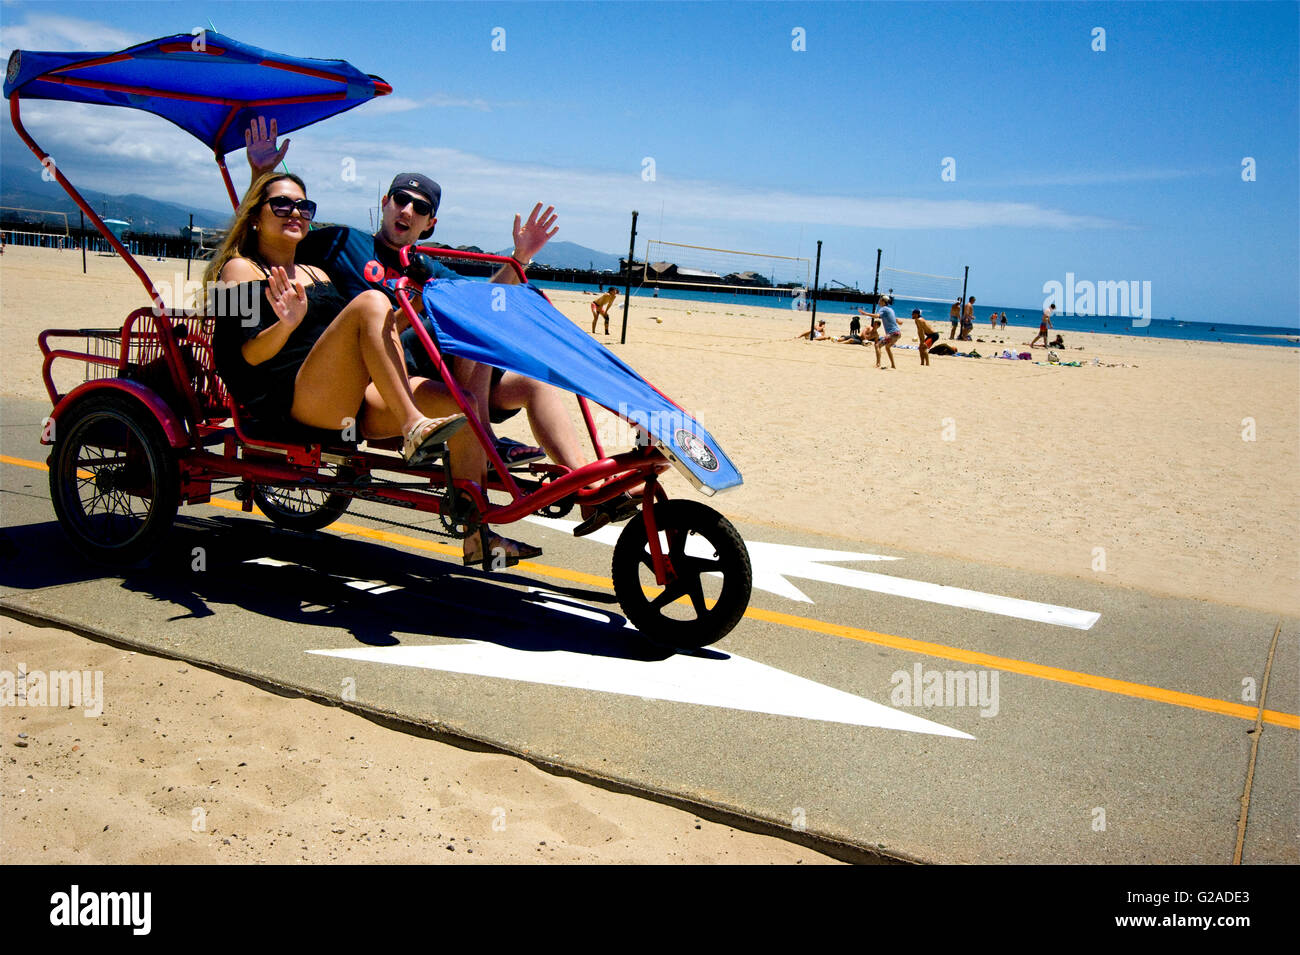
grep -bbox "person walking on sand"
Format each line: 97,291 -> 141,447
912,309 -> 938,366
960,296 -> 976,340
949,297 -> 961,339
861,296 -> 901,368
1031,303 -> 1055,348
590,285 -> 618,335
1000,311 -> 1007,329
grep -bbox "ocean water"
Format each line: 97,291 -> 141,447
533,281 -> 1300,349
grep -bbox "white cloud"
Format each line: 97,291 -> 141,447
4,104 -> 1126,256
0,13 -> 142,61
362,96 -> 425,116
426,93 -> 496,112
983,167 -> 1213,188
365,93 -> 516,115
297,139 -> 1123,236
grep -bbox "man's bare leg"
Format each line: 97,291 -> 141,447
492,372 -> 585,469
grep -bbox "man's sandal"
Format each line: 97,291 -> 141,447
403,414 -> 467,466
462,533 -> 543,568
495,437 -> 546,465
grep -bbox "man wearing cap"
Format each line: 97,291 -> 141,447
859,296 -> 901,368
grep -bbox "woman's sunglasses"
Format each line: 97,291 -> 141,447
264,196 -> 317,220
389,189 -> 434,217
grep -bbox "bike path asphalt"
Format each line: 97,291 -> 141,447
1,396 -> 1295,863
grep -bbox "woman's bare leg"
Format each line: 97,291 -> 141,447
291,290 -> 427,437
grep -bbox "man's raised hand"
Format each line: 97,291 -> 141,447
245,115 -> 290,179
511,203 -> 559,265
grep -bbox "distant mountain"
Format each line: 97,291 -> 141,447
0,184 -> 229,234
493,240 -> 621,272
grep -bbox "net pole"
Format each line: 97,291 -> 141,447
80,212 -> 87,274
961,266 -> 969,308
186,214 -> 193,280
872,249 -> 881,301
808,240 -> 822,337
620,210 -> 637,345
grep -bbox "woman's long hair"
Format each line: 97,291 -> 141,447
202,172 -> 307,288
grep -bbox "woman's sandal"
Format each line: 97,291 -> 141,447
402,414 -> 467,466
462,533 -> 543,568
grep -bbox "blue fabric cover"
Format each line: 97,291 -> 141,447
4,33 -> 386,155
416,280 -> 742,494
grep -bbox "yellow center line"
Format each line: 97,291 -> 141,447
1,454 -> 48,470
5,452 -> 1296,730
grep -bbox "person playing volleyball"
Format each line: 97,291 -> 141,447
860,295 -> 901,368
912,309 -> 938,365
590,286 -> 618,335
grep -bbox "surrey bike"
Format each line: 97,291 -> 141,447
8,32 -> 752,648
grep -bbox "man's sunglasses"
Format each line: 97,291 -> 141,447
264,196 -> 317,220
389,189 -> 434,217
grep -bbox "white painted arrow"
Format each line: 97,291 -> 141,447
308,641 -> 974,739
524,516 -> 1099,629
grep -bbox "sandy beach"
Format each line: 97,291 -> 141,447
2,244 -> 1297,863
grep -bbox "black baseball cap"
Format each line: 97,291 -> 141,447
388,173 -> 441,215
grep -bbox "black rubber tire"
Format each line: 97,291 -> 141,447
48,392 -> 180,565
253,481 -> 351,532
612,499 -> 752,648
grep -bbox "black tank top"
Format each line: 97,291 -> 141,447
211,270 -> 347,416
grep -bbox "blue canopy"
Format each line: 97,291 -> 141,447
3,32 -> 389,155
417,281 -> 743,495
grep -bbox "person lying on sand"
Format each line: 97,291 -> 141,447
835,317 -> 880,344
796,319 -> 833,340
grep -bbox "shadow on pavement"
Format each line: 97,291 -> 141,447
0,513 -> 726,663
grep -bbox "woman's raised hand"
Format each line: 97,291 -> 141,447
267,266 -> 308,329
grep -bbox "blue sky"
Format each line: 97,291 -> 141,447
2,1 -> 1297,324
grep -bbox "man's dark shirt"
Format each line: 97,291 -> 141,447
296,226 -> 459,304
296,225 -> 467,379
